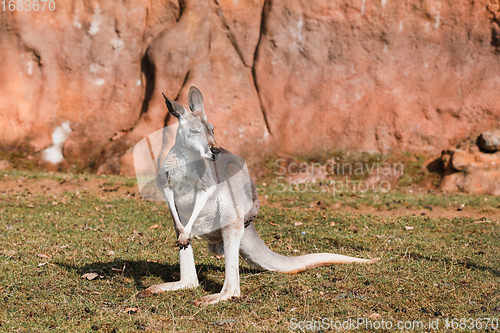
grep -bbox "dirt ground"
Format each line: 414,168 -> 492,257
2,174 -> 499,221
0,175 -> 139,198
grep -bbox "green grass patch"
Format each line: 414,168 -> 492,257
0,172 -> 499,332
262,173 -> 500,213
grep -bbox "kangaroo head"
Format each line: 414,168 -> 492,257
163,86 -> 221,161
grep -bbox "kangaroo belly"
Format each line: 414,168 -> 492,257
170,182 -> 219,237
191,209 -> 219,237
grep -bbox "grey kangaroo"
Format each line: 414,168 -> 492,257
137,86 -> 379,305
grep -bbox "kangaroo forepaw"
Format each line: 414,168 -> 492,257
177,239 -> 191,250
177,232 -> 191,250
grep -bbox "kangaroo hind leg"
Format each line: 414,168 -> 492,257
193,226 -> 244,305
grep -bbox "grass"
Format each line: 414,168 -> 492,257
264,183 -> 500,212
0,170 -> 499,332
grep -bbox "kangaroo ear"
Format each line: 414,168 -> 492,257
163,93 -> 188,119
188,86 -> 206,120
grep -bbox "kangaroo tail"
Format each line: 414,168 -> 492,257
239,224 -> 379,274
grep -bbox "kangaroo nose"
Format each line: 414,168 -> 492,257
210,146 -> 221,155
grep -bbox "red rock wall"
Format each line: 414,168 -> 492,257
1,0 -> 499,174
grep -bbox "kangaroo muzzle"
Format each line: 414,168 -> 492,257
210,146 -> 221,161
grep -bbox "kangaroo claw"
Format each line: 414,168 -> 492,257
177,238 -> 191,250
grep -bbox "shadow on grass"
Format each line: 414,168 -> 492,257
56,259 -> 227,295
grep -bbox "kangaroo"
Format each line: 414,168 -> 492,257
136,86 -> 379,305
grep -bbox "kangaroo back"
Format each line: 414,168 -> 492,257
215,148 -> 260,227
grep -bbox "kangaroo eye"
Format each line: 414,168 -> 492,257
190,129 -> 201,134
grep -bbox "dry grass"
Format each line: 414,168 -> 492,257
0,170 -> 499,332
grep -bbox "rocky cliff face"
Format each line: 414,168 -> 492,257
1,0 -> 499,175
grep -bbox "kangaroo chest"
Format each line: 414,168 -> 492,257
170,180 -> 198,214
167,161 -> 219,235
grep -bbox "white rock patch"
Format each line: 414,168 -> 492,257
89,4 -> 101,35
435,11 -> 440,28
73,16 -> 82,29
42,121 -> 72,164
26,61 -> 33,76
90,63 -> 100,74
111,38 -> 124,51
